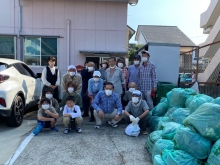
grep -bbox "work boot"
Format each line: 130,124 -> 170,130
89,107 -> 95,122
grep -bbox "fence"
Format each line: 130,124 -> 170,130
179,40 -> 220,98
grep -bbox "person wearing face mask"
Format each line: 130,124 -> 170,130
105,57 -> 125,96
128,54 -> 141,86
38,87 -> 59,113
88,71 -> 103,122
33,98 -> 59,135
124,90 -> 150,135
60,82 -> 82,111
41,56 -> 60,101
61,65 -> 82,95
99,60 -> 109,80
92,82 -> 124,129
81,62 -> 96,117
116,57 -> 128,91
122,82 -> 137,108
63,96 -> 83,134
138,51 -> 157,110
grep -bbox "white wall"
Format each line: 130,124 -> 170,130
0,0 -> 127,73
137,31 -> 147,45
139,42 -> 180,85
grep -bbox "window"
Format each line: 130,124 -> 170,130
14,63 -> 35,78
24,37 -> 57,66
0,36 -> 15,59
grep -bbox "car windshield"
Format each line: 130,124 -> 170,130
0,63 -> 8,72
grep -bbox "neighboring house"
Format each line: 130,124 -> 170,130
134,25 -> 196,84
198,0 -> 220,82
0,0 -> 138,74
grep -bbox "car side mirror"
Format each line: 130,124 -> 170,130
36,73 -> 42,78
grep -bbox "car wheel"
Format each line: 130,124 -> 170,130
5,95 -> 24,127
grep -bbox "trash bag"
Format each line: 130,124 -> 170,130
169,88 -> 196,109
160,98 -> 167,104
184,103 -> 220,141
161,122 -> 182,140
152,139 -> 174,161
145,130 -> 163,154
185,95 -> 194,108
188,94 -> 214,113
206,139 -> 220,165
173,127 -> 212,159
152,102 -> 168,116
166,91 -> 172,107
149,116 -> 162,132
211,97 -> 220,106
153,155 -> 166,165
162,149 -> 202,165
157,117 -> 170,130
164,107 -> 178,117
169,108 -> 190,124
125,123 -> 140,137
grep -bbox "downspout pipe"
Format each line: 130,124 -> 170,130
17,0 -> 22,60
67,19 -> 70,66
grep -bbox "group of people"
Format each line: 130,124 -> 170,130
33,50 -> 157,135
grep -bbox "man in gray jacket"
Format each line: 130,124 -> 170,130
105,57 -> 125,96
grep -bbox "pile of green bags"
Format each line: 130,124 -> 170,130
146,87 -> 220,165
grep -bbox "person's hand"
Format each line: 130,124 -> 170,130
134,117 -> 140,124
114,114 -> 120,121
45,110 -> 51,115
153,87 -> 157,92
98,110 -> 104,119
129,115 -> 135,122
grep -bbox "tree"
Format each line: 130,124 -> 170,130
128,44 -> 144,62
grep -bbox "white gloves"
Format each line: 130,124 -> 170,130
129,115 -> 135,122
132,117 -> 140,125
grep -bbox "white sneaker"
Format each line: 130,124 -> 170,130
95,125 -> 100,129
77,127 -> 82,133
107,121 -> 118,128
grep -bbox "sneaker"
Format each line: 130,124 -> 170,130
95,125 -> 100,129
142,130 -> 148,135
50,127 -> 58,132
77,127 -> 82,133
107,121 -> 118,128
63,128 -> 69,134
82,114 -> 89,117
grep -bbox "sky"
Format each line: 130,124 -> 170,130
128,0 -> 211,45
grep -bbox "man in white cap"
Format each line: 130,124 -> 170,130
124,90 -> 150,135
138,50 -> 157,110
61,65 -> 82,95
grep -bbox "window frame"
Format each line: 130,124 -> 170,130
23,37 -> 58,67
0,36 -> 16,60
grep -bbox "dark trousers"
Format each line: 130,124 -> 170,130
37,118 -> 57,128
124,114 -> 150,131
82,93 -> 90,115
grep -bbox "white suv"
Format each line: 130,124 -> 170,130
0,58 -> 43,127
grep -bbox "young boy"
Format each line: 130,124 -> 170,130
63,96 -> 83,134
33,98 -> 59,135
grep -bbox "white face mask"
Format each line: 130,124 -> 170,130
68,87 -> 74,93
142,57 -> 148,62
94,78 -> 100,82
105,90 -> 112,96
45,94 -> 53,99
69,71 -> 75,76
88,67 -> 94,71
117,63 -> 123,68
102,64 -> 107,68
134,61 -> 140,65
129,88 -> 135,93
132,97 -> 139,103
110,66 -> 115,69
42,104 -> 50,110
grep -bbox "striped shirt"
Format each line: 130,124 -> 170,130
122,68 -> 128,90
128,64 -> 140,85
138,61 -> 157,91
